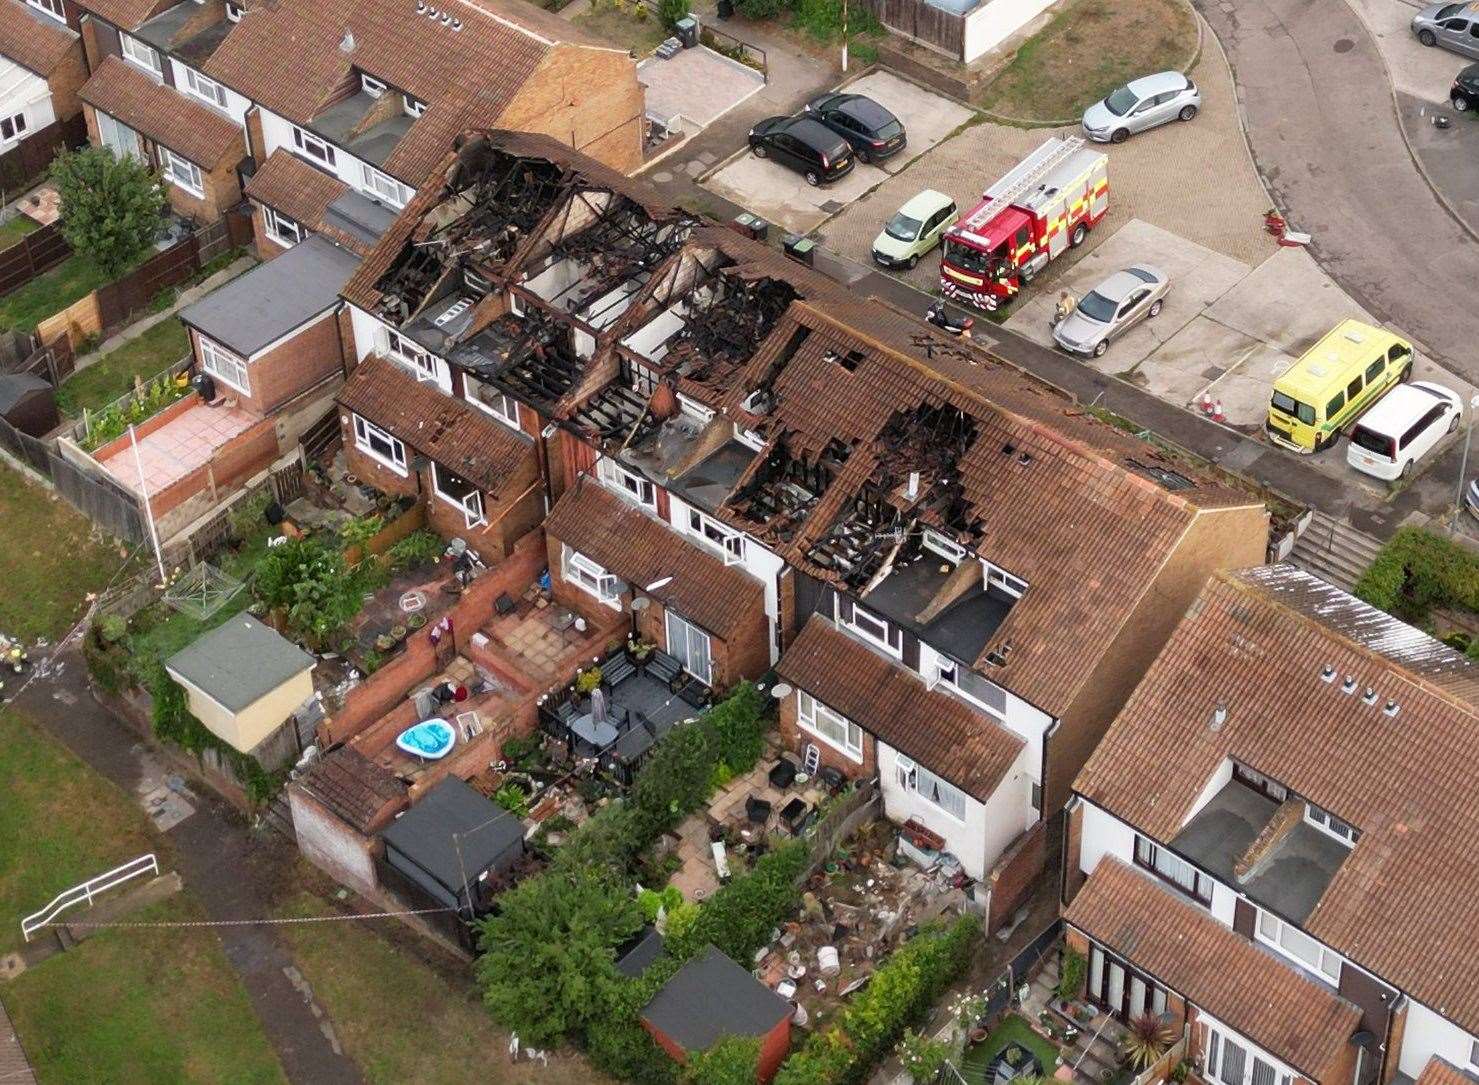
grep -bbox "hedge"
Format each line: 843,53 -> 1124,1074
774,915 -> 979,1085
1353,526 -> 1479,632
665,838 -> 811,965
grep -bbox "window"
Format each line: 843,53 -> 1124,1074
895,754 -> 967,820
157,147 -> 203,196
984,561 -> 1027,597
1365,358 -> 1384,383
360,164 -> 407,208
922,530 -> 965,563
182,67 -> 228,110
1256,910 -> 1341,982
798,692 -> 863,762
598,457 -> 656,509
25,0 -> 64,22
1233,763 -> 1287,802
120,34 -> 162,76
563,545 -> 620,607
1346,375 -> 1363,401
1325,390 -> 1345,418
0,112 -> 26,145
403,94 -> 426,118
352,415 -> 407,475
1205,1026 -> 1292,1085
431,462 -> 486,529
96,113 -> 140,160
359,73 -> 387,98
263,207 -> 301,248
383,328 -> 438,383
1134,835 -> 1213,905
1469,1039 -> 1479,1071
291,125 -> 336,168
225,1 -> 242,20
198,336 -> 249,395
1304,804 -> 1357,845
843,603 -> 900,657
686,507 -> 744,564
465,377 -> 522,431
931,655 -> 957,689
665,611 -> 712,686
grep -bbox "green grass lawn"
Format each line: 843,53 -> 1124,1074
572,2 -> 669,55
0,253 -> 114,333
0,467 -> 128,643
976,0 -> 1197,121
0,707 -> 286,1083
0,215 -> 38,248
277,890 -> 603,1085
56,320 -> 190,418
960,1013 -> 1064,1082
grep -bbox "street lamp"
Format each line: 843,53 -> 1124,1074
1454,393 -> 1479,531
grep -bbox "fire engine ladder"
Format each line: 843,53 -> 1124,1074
961,136 -> 1086,232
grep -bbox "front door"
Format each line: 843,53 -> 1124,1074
1088,945 -> 1167,1022
664,611 -> 712,686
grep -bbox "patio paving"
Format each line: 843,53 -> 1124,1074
480,586 -> 619,688
97,399 -> 258,494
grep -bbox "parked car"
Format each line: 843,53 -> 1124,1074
1466,476 -> 1479,520
1451,62 -> 1479,109
748,116 -> 854,186
803,92 -> 906,163
1052,265 -> 1169,358
1082,72 -> 1200,143
872,190 -> 958,270
1412,1 -> 1479,56
1346,381 -> 1462,481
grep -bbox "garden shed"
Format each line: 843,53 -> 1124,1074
0,373 -> 58,437
380,776 -> 525,926
641,944 -> 792,1082
165,613 -> 315,765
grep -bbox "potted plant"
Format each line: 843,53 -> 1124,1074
390,623 -> 408,643
627,635 -> 655,662
574,665 -> 603,695
1120,1015 -> 1175,1073
407,612 -> 428,631
374,633 -> 396,652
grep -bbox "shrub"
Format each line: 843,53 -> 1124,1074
386,529 -> 445,571
735,0 -> 785,18
629,715 -> 720,841
1353,526 -> 1479,624
253,537 -> 365,643
97,613 -> 128,643
896,1028 -> 950,1084
638,884 -> 683,923
666,839 -> 810,965
1056,947 -> 1086,1000
705,679 -> 765,775
658,0 -> 689,26
690,1036 -> 762,1085
338,513 -> 385,549
50,145 -> 166,276
494,782 -> 531,818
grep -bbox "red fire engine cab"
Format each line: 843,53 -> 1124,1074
939,136 -> 1108,311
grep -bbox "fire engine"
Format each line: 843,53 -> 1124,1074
939,136 -> 1108,311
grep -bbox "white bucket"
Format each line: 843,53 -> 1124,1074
817,946 -> 840,975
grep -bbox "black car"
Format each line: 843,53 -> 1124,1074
803,92 -> 906,163
748,116 -> 854,186
1453,62 -> 1479,110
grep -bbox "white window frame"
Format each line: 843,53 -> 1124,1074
598,457 -> 656,510
1469,1040 -> 1479,1073
894,753 -> 967,821
431,462 -> 486,529
224,1 -> 242,20
360,164 -> 407,208
181,67 -> 228,110
157,146 -> 203,197
262,206 -> 301,248
922,530 -> 966,563
465,378 -> 522,432
96,112 -> 140,160
842,602 -> 901,658
382,328 -> 439,384
0,111 -> 27,146
1303,804 -> 1357,845
983,559 -> 1027,598
929,655 -> 957,690
1255,910 -> 1341,983
1134,834 -> 1213,905
563,545 -> 620,608
352,414 -> 408,476
403,94 -> 426,118
120,33 -> 162,76
1204,1024 -> 1293,1085
359,73 -> 387,98
797,691 -> 863,763
198,336 -> 249,395
685,507 -> 744,565
291,125 -> 336,168
25,0 -> 65,22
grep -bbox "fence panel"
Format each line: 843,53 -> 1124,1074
94,235 -> 201,333
1008,918 -> 1062,985
0,220 -> 71,298
860,0 -> 965,58
0,114 -> 86,205
4,336 -> 75,387
0,414 -> 147,542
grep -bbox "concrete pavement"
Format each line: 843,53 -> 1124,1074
1195,0 -> 1479,382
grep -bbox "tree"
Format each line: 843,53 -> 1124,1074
474,865 -> 643,1047
49,145 -> 165,276
688,1036 -> 761,1085
252,537 -> 365,644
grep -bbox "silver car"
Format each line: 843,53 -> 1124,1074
1082,72 -> 1200,143
1053,265 -> 1169,358
1412,1 -> 1479,56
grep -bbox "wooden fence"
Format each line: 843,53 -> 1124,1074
0,413 -> 146,542
0,220 -> 71,299
0,114 -> 85,206
798,777 -> 881,883
855,0 -> 966,58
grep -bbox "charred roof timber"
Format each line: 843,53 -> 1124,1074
660,272 -> 798,389
728,437 -> 849,541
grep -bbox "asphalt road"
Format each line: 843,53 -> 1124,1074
1197,0 -> 1479,382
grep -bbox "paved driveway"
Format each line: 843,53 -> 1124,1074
638,45 -> 765,129
700,70 -> 972,234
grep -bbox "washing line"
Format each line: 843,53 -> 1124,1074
43,906 -> 456,931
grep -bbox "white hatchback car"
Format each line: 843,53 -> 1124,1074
1346,380 -> 1462,481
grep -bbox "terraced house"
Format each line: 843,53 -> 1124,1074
1065,564 -> 1479,1085
328,129 -> 1268,920
0,0 -> 88,177
64,0 -> 643,229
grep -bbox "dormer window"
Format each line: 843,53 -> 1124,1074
403,94 -> 426,118
182,68 -> 228,111
921,530 -> 965,564
983,560 -> 1026,598
1304,803 -> 1357,846
121,34 -> 162,77
840,601 -> 901,658
25,0 -> 65,23
291,126 -> 335,168
360,73 -> 387,98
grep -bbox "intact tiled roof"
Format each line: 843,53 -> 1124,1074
244,150 -> 364,254
1416,1059 -> 1479,1085
296,746 -> 406,833
1075,564 -> 1479,1034
0,0 -> 79,76
77,0 -> 175,32
1066,859 -> 1361,1080
79,55 -> 242,167
206,0 -> 615,184
542,480 -> 765,641
336,354 -> 535,495
778,616 -> 1021,801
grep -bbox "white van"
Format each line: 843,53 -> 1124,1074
1346,381 -> 1462,481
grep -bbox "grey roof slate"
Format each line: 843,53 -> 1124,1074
165,614 -> 314,712
179,234 -> 360,357
641,945 -> 790,1052
381,777 -> 524,899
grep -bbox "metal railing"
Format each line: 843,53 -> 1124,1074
22,853 -> 160,941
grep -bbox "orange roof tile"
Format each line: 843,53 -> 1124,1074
0,0 -> 79,76
243,149 -> 373,256
79,55 -> 242,168
1415,1059 -> 1479,1085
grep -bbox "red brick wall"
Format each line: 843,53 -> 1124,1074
81,104 -> 243,223
1063,800 -> 1086,903
45,39 -> 88,122
985,820 -> 1045,933
248,202 -> 289,261
494,45 -> 644,175
777,689 -> 876,782
757,1018 -> 791,1084
149,416 -> 277,517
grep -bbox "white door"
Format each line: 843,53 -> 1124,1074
97,112 -> 142,160
664,610 -> 711,686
